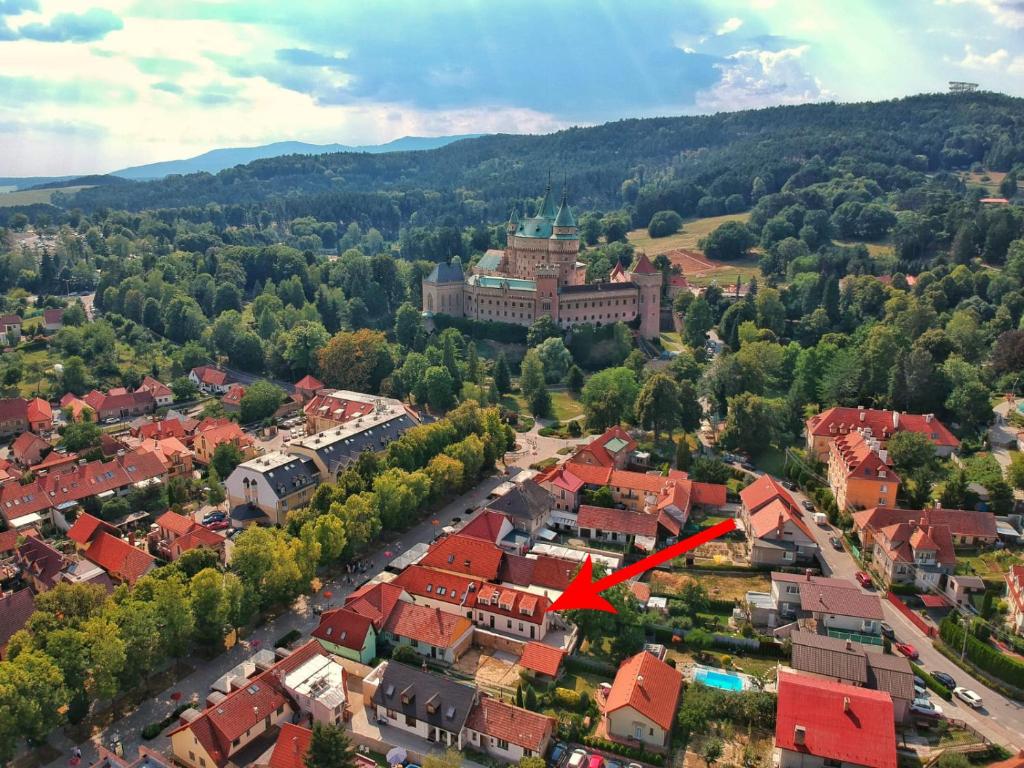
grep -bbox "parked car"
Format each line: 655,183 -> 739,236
740,462 -> 757,472
896,642 -> 919,660
587,757 -> 604,768
914,682 -> 927,698
549,743 -> 567,766
954,687 -> 983,708
880,622 -> 894,639
203,512 -> 227,524
206,520 -> 230,531
829,535 -> 843,550
627,764 -> 644,768
855,571 -> 873,588
567,750 -> 588,768
801,499 -> 814,512
781,479 -> 796,490
910,698 -> 943,717
605,761 -> 623,768
931,671 -> 956,689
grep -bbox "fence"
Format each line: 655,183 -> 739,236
886,591 -> 937,638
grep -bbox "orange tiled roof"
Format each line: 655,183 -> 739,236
84,531 -> 155,584
384,601 -> 472,648
466,695 -> 554,752
605,651 -> 683,730
807,407 -> 958,449
518,641 -> 565,677
420,534 -> 504,580
311,607 -> 374,651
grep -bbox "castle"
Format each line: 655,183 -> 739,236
421,181 -> 662,338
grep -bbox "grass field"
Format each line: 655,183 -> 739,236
626,212 -> 752,256
960,169 -> 1011,195
0,184 -> 93,207
651,570 -> 771,602
659,331 -> 684,352
834,238 -> 895,259
508,388 -> 583,422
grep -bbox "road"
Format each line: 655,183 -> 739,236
34,419 -> 590,768
792,485 -> 1024,751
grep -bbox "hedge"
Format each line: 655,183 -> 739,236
910,662 -> 953,701
431,314 -> 528,343
580,735 -> 664,765
274,628 -> 302,648
939,618 -> 1024,688
142,702 -> 196,740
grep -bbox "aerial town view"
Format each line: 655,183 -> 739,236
2,3 -> 1024,768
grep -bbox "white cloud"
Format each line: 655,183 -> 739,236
1009,56 -> 1024,74
958,43 -> 1009,68
716,16 -> 744,35
936,0 -> 1024,28
695,45 -> 830,112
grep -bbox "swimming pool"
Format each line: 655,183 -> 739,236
694,667 -> 746,691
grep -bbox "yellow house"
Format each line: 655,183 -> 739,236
827,430 -> 899,512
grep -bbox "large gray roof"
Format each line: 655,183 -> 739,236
425,259 -> 464,284
302,411 -> 418,475
488,480 -> 550,524
373,662 -> 476,734
790,631 -> 913,702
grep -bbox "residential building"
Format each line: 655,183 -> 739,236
870,520 -> 956,590
0,314 -> 21,346
42,308 -> 64,332
576,504 -> 678,551
852,506 -> 997,549
82,387 -> 156,422
603,651 -> 683,749
26,397 -> 53,433
789,631 -> 914,721
267,724 -> 312,768
223,452 -> 320,526
189,365 -> 232,394
774,669 -> 897,768
0,478 -> 54,530
486,479 -> 552,540
383,601 -> 474,663
422,183 -> 662,339
133,416 -> 192,443
342,581 -> 412,631
1008,565 -> 1024,636
498,552 -> 578,595
15,535 -> 66,591
419,534 -> 505,581
827,430 -> 899,511
943,574 -> 985,610
67,513 -> 156,585
311,607 -> 377,664
302,388 -> 391,434
156,512 -> 226,563
805,406 -> 959,462
740,476 -> 818,566
192,418 -> 256,465
368,661 -> 476,750
294,375 -> 325,402
137,376 -> 174,408
0,397 -> 52,436
391,565 -> 478,618
0,588 -> 35,659
60,394 -> 92,423
766,572 -> 885,635
570,426 -> 637,469
465,695 -> 555,763
221,384 -> 246,413
11,431 -> 51,468
458,510 -> 517,548
518,641 -> 565,680
139,436 -> 193,478
473,583 -> 551,640
535,464 -> 584,523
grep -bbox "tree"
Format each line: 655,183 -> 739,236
422,365 -> 456,411
211,441 -> 244,479
526,315 -> 561,347
535,337 -> 572,384
887,430 -> 936,476
207,465 -> 226,505
171,376 -> 198,402
519,758 -> 547,768
676,436 -> 692,470
318,329 -> 393,393
635,373 -> 680,440
240,381 -> 285,423
0,650 -> 68,759
720,393 -> 787,454
305,722 -> 358,768
580,367 -> 639,430
566,364 -> 584,394
190,568 -> 232,648
394,302 -> 423,348
281,321 -> 330,378
700,737 -> 724,768
699,220 -> 756,261
683,297 -> 714,348
60,420 -> 101,452
519,349 -> 546,403
493,351 -> 512,394
648,210 -> 683,238
525,685 -> 539,710
61,355 -> 90,394
934,754 -> 970,768
1008,452 -> 1024,490
150,573 -> 194,660
528,386 -> 552,419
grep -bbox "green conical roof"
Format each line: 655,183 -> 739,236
538,182 -> 557,219
508,206 -> 519,225
554,191 -> 575,228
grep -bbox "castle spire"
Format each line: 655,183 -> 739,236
553,187 -> 576,229
538,173 -> 557,219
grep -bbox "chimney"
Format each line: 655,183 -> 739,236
843,696 -> 851,713
637,675 -> 644,688
859,411 -> 865,422
925,413 -> 933,424
794,726 -> 806,746
805,569 -> 813,581
878,449 -> 888,464
892,411 -> 900,429
845,639 -> 853,651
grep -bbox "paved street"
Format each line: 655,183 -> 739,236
36,419 -> 588,768
793,486 -> 1024,751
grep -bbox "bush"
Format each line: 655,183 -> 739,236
911,662 -> 953,701
552,687 -> 582,710
648,210 -> 683,238
580,735 -> 664,765
141,723 -> 162,740
940,617 -> 1024,688
142,702 -> 196,740
274,629 -> 301,648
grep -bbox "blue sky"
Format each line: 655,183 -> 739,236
1,0 -> 1023,175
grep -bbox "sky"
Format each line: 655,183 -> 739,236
1,0 -> 1023,176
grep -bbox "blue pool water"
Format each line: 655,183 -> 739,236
695,668 -> 745,691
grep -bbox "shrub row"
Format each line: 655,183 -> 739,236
274,628 -> 302,648
580,735 -> 665,765
910,662 -> 953,701
431,314 -> 528,343
141,702 -> 196,740
939,618 -> 1024,688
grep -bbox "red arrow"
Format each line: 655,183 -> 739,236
548,518 -> 737,613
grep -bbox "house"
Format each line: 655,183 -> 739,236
343,581 -> 412,631
576,504 -> 677,551
943,574 -> 985,610
134,416 -> 191,443
518,641 -> 566,680
192,418 -> 256,465
11,431 -> 51,468
391,565 -> 479,617
765,572 -> 885,634
473,583 -> 552,640
42,308 -> 64,332
221,384 -> 246,413
82,387 -> 156,422
0,588 -> 35,659
383,600 -> 474,664
26,398 -> 53,433
139,435 -> 194,478
368,661 -> 476,750
223,452 -> 320,526
0,314 -> 22,346
0,397 -> 52,436
852,506 -> 997,549
789,631 -> 914,721
59,394 -> 92,423
827,430 -> 899,511
1008,565 -> 1024,636
570,426 -> 637,469
301,388 -> 406,434
774,669 -> 897,768
294,375 -> 325,402
806,406 -> 959,462
535,464 -> 584,523
16,535 -> 66,591
170,640 -> 348,768
156,512 -> 227,563
603,650 -> 683,749
68,513 -> 156,585
465,695 -> 556,763
486,479 -> 553,540
870,520 -> 956,590
458,509 -> 516,548
267,724 -> 313,768
1,479 -> 54,530
498,552 -> 578,594
136,376 -> 174,408
311,607 -> 377,663
189,365 -> 232,394
419,534 -> 505,581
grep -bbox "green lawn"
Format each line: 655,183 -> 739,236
659,331 -> 684,352
626,212 -> 752,256
550,390 -> 584,421
833,239 -> 894,259
0,184 -> 94,207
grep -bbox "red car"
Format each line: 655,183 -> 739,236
855,571 -> 873,588
206,519 -> 231,531
896,642 -> 918,660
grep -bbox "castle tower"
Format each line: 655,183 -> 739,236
538,177 -> 558,219
535,263 -> 560,325
628,252 -> 661,340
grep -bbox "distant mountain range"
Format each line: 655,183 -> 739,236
0,134 -> 482,190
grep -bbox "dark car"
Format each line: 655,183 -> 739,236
202,512 -> 227,524
781,479 -> 797,491
931,671 -> 956,689
549,742 -> 567,767
740,462 -> 756,472
829,535 -> 843,550
801,500 -> 815,512
880,622 -> 894,639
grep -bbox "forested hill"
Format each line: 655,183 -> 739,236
69,91 -> 1024,230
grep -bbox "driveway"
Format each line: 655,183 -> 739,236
797,487 -> 1024,750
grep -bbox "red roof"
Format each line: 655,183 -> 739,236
67,513 -> 118,545
312,607 -> 374,651
605,651 -> 683,730
475,583 -> 549,624
137,376 -> 172,398
294,375 -> 324,391
875,521 -> 956,568
775,672 -> 896,768
572,426 -> 637,468
0,588 -> 35,652
799,581 -> 884,620
499,553 -> 578,592
749,498 -> 815,542
518,641 -> 565,677
268,723 -> 312,768
1,480 -> 52,522
852,507 -> 997,541
578,505 -> 661,537
26,398 -> 52,425
807,407 -> 959,450
84,531 -> 156,584
1008,565 -> 1024,614
536,464 -> 584,494
420,534 -> 504,580
466,695 -> 554,752
739,474 -> 797,514
457,510 -> 512,543
384,601 -> 472,648
43,308 -> 64,325
136,418 -> 188,441
34,450 -> 78,472
631,252 -> 658,275
0,529 -> 18,554
343,582 -> 408,630
628,581 -> 652,604
303,391 -> 375,425
191,366 -> 229,386
11,431 -> 50,463
157,510 -> 196,536
391,566 -> 479,608
174,525 -> 225,554
222,384 -> 246,406
831,430 -> 900,483
691,481 -> 727,507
